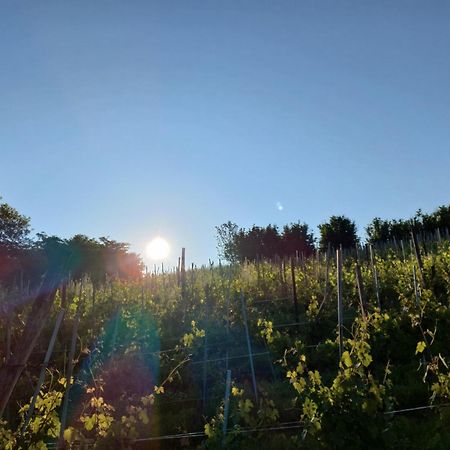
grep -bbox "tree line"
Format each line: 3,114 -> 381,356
216,204 -> 450,262
0,198 -> 143,290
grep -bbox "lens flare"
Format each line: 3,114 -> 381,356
146,237 -> 170,260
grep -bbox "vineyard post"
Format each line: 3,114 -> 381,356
61,283 -> 67,309
222,369 -> 232,446
337,249 -> 344,359
5,312 -> 11,366
240,292 -> 258,403
111,308 -> 120,353
410,231 -> 424,282
355,243 -> 360,263
261,256 -> 266,289
393,235 -> 399,254
22,308 -> 66,433
369,245 -> 381,309
355,262 -> 367,319
315,248 -> 320,281
190,262 -> 195,296
0,274 -> 62,418
413,266 -> 421,307
225,272 -> 231,372
278,257 -> 283,285
290,257 -> 299,324
317,246 -> 331,316
202,286 -> 210,414
437,228 -> 442,243
324,245 -> 331,302
181,248 -> 186,304
59,304 -> 81,442
141,277 -> 145,311
400,240 -> 406,261
256,254 -> 260,288
4,310 -> 11,422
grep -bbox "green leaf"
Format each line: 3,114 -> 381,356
342,351 -> 352,368
416,341 -> 426,354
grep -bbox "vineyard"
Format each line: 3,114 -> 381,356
1,236 -> 450,449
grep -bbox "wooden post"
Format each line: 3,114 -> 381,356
0,274 -> 61,418
240,292 -> 258,403
225,273 -> 231,372
181,248 -> 186,303
317,247 -> 331,316
92,283 -> 96,307
190,262 -> 195,294
400,240 -> 406,261
324,246 -> 331,300
5,314 -> 11,366
61,283 -> 67,309
290,257 -> 299,323
411,231 -> 424,281
22,309 -> 65,432
111,309 -> 120,353
369,245 -> 381,309
337,249 -> 344,359
222,369 -> 232,446
202,286 -> 209,414
355,262 -> 367,319
59,306 -> 81,441
413,266 -> 420,307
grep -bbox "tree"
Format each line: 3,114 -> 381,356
216,221 -> 315,262
215,221 -> 239,262
319,215 -> 358,251
281,222 -> 315,258
365,204 -> 450,244
0,199 -> 31,251
0,199 -> 33,287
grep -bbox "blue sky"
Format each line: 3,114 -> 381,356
1,0 -> 449,268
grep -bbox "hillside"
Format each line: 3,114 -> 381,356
1,237 -> 450,449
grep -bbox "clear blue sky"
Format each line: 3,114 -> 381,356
1,0 -> 449,268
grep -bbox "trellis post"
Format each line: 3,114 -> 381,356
22,309 -> 65,433
290,257 -> 299,323
240,292 -> 258,403
337,249 -> 344,359
222,369 -> 232,447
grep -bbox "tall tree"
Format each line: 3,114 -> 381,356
0,199 -> 31,251
216,221 -> 315,262
281,222 -> 315,257
319,215 -> 358,251
215,221 -> 239,262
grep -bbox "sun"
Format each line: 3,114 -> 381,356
146,237 -> 170,260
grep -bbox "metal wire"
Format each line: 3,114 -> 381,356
46,403 -> 450,448
384,402 -> 450,415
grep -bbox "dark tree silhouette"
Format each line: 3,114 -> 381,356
366,205 -> 450,244
281,222 -> 315,258
318,215 -> 358,251
216,221 -> 315,262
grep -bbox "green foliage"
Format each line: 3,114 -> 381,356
2,233 -> 450,448
318,215 -> 359,251
366,204 -> 450,244
216,221 -> 315,262
0,199 -> 31,250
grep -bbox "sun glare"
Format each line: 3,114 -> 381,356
146,237 -> 170,260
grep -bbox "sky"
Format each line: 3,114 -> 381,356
1,0 -> 450,268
